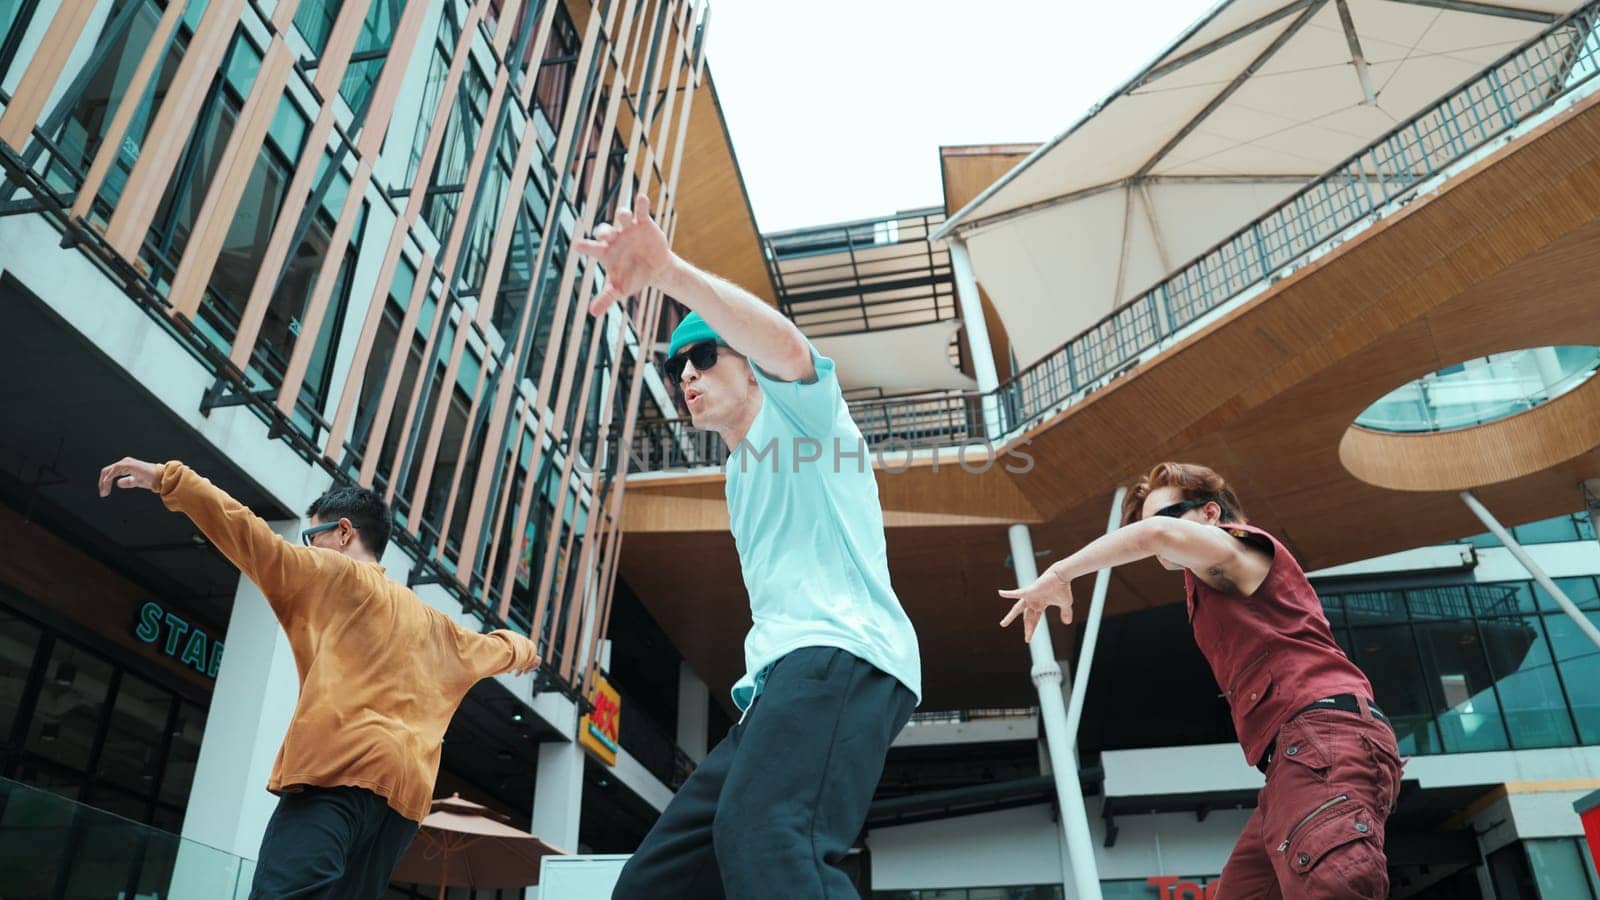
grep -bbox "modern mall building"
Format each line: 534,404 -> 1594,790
4,0 -> 1600,898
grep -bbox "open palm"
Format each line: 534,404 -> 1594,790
574,191 -> 673,317
998,575 -> 1075,643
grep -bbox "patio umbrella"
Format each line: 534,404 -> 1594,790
391,793 -> 565,897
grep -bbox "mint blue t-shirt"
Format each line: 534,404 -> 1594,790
724,344 -> 922,712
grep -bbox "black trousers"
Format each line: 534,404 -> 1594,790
612,647 -> 917,900
249,786 -> 419,900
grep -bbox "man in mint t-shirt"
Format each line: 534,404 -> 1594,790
578,194 -> 921,899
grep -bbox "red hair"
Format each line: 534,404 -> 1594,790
1121,462 -> 1247,526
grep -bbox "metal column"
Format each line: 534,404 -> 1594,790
1065,487 -> 1128,745
950,237 -> 1002,440
1461,491 -> 1600,650
1009,524 -> 1104,900
1582,479 -> 1600,548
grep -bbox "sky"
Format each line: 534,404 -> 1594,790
702,0 -> 1221,232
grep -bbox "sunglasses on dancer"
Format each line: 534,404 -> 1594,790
663,340 -> 727,385
301,522 -> 340,546
1151,498 -> 1211,519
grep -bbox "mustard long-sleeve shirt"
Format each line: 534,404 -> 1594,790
158,462 -> 538,823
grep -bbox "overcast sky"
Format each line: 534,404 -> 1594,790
701,0 -> 1220,232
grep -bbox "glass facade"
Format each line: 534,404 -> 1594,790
0,0 -> 708,734
0,597 -> 208,833
1489,837 -> 1600,900
1323,579 -> 1600,756
1356,346 -> 1600,433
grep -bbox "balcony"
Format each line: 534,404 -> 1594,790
629,2 -> 1600,474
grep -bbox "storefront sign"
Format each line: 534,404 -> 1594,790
579,674 -> 621,766
1145,876 -> 1217,899
134,601 -> 222,679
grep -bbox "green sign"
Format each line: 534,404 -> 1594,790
135,601 -> 222,679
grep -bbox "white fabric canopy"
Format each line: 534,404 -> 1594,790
936,0 -> 1584,367
813,320 -> 978,392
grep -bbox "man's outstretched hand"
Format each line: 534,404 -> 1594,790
98,457 -> 161,497
574,191 -> 674,318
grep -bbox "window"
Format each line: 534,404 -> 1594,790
194,96 -> 310,357
458,123 -> 517,297
492,175 -> 550,340
242,163 -> 367,440
0,0 -> 39,86
338,0 -> 405,119
0,600 -> 209,834
20,641 -> 116,789
395,321 -> 457,521
0,607 -> 42,771
1547,609 -> 1600,744
1349,624 -> 1445,755
401,1 -> 460,189
292,0 -> 343,57
419,58 -> 490,244
345,257 -> 418,471
1525,837 -> 1600,900
531,3 -> 581,154
141,30 -> 263,285
44,0 -> 191,217
419,350 -> 482,549
374,291 -> 437,497
1480,614 -> 1576,749
522,225 -> 570,384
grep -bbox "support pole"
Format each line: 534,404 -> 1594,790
1065,486 -> 1128,745
1582,479 -> 1600,548
950,237 -> 1002,439
1008,524 -> 1103,900
1461,491 -> 1600,650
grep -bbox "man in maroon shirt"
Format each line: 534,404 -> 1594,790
999,462 -> 1403,899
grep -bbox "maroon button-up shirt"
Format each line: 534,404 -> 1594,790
1183,523 -> 1373,766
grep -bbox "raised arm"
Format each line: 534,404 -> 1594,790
456,627 -> 542,681
998,518 -> 1267,642
575,192 -> 814,382
99,458 -> 326,616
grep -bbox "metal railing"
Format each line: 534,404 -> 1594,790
632,3 -> 1600,473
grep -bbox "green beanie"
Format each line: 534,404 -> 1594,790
667,311 -> 722,358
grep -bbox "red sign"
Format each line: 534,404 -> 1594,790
1146,876 -> 1218,899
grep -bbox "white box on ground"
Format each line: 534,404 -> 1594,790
532,854 -> 629,899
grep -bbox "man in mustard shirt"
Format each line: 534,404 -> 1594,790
98,458 -> 540,899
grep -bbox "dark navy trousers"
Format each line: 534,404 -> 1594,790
612,647 -> 915,899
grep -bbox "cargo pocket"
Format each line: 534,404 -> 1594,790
1282,801 -> 1386,899
1275,716 -> 1332,779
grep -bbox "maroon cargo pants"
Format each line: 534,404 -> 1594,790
1215,700 -> 1404,900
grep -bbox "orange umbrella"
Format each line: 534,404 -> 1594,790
392,793 -> 566,898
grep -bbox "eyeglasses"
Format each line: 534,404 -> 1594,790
663,341 -> 723,385
301,522 -> 340,546
1151,499 -> 1209,519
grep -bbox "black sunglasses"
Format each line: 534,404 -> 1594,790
1151,498 -> 1210,519
663,341 -> 724,385
301,521 -> 340,546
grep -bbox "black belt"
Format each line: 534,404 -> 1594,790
1256,695 -> 1388,774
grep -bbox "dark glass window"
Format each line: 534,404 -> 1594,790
401,1 -> 461,189
338,0 -> 405,118
1547,609 -> 1600,744
345,258 -> 418,472
292,0 -> 343,57
193,96 -> 309,357
140,31 -> 262,285
492,176 -> 550,340
420,59 -> 490,243
1479,614 -> 1576,749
